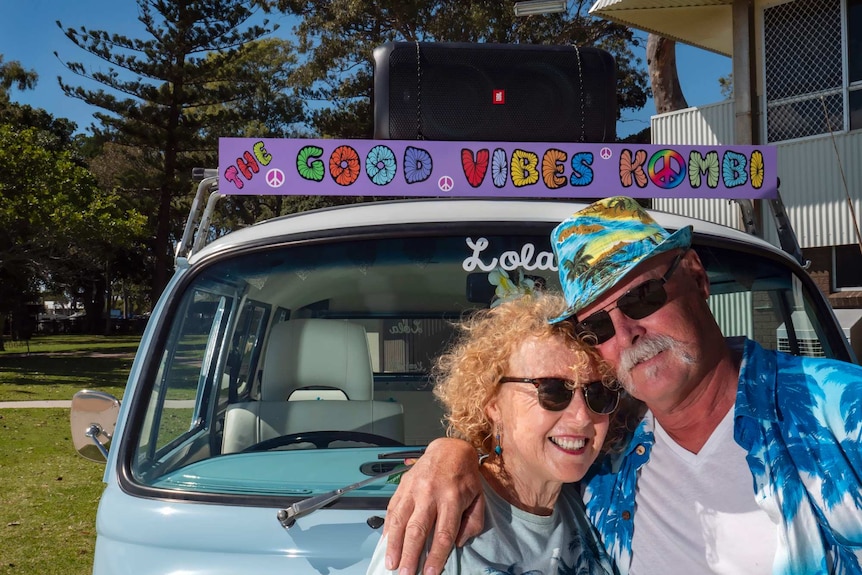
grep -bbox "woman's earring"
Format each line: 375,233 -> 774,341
494,427 -> 503,456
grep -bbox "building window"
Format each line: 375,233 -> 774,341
834,244 -> 862,289
763,0 -> 859,140
851,89 -> 862,131
849,0 -> 862,130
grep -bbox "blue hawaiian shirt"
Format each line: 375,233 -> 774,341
582,337 -> 862,574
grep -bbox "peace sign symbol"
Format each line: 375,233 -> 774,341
266,168 -> 285,188
647,150 -> 685,189
600,147 -> 612,160
438,175 -> 454,192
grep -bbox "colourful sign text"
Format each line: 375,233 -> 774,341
219,138 -> 777,199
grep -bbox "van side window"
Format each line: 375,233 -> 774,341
134,291 -> 232,473
223,301 -> 269,404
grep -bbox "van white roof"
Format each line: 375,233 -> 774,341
188,198 -> 783,264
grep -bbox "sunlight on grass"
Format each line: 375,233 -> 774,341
0,336 -> 192,573
0,337 -> 143,573
1,335 -> 142,354
0,336 -> 140,401
0,409 -> 105,575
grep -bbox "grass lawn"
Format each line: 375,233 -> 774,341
0,335 -> 140,401
0,409 -> 106,575
0,335 -> 140,574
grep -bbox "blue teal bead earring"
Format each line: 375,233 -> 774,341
494,430 -> 502,456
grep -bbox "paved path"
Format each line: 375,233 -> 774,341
0,400 -> 73,408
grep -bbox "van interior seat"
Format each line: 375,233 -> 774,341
222,319 -> 404,453
262,319 -> 373,401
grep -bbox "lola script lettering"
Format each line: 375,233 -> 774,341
462,237 -> 557,272
389,319 -> 423,335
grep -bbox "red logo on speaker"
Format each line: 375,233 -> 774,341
492,90 -> 505,104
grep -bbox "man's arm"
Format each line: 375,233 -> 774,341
383,437 -> 484,575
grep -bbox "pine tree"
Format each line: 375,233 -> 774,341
56,0 -> 284,298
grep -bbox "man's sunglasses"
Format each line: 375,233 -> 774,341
572,250 -> 687,345
498,377 -> 621,414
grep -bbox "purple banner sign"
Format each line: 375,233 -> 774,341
218,138 -> 777,199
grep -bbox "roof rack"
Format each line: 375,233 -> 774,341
735,189 -> 808,269
176,168 -> 221,261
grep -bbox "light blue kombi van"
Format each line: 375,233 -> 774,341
69,39 -> 859,573
70,136 -> 855,574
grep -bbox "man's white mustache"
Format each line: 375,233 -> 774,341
617,334 -> 696,392
618,334 -> 678,374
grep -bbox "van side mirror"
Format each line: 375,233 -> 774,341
70,390 -> 121,462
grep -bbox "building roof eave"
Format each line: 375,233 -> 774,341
589,0 -> 734,56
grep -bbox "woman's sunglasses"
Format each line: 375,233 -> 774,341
499,377 -> 621,414
572,250 -> 687,345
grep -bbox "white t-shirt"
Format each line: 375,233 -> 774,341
629,408 -> 779,574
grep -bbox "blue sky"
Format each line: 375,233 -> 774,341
1,0 -> 731,139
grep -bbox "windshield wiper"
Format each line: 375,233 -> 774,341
276,464 -> 410,529
378,448 -> 425,460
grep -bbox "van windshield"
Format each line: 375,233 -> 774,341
126,227 -> 838,500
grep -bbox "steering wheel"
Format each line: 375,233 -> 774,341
241,430 -> 405,452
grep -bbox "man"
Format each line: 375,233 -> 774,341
382,196 -> 862,575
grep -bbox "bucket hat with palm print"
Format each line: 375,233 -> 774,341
550,196 -> 692,324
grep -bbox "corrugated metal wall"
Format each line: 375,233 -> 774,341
650,101 -> 862,249
708,292 -> 754,338
775,136 -> 862,248
651,102 -> 750,233
651,100 -> 735,146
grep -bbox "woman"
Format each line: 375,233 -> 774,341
368,293 -> 622,575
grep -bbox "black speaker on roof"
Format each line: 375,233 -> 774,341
373,42 -> 616,143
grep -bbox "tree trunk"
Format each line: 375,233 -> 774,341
104,259 -> 113,336
152,183 -> 173,302
647,34 -> 689,114
82,277 -> 107,335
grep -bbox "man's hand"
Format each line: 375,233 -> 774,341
383,437 -> 484,575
